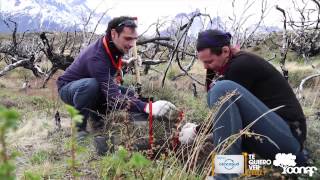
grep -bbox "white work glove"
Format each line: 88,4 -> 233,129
178,123 -> 197,145
144,100 -> 177,117
122,56 -> 142,67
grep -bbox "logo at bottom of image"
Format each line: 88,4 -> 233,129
214,155 -> 244,174
273,153 -> 318,177
211,153 -> 272,177
209,153 -> 318,178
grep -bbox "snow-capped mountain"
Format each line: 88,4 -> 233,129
160,9 -> 224,38
0,0 -> 111,33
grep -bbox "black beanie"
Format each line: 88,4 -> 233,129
196,29 -> 232,51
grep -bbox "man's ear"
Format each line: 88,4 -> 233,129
222,46 -> 230,57
111,29 -> 117,40
222,46 -> 230,54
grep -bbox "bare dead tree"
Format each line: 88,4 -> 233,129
1,13 -> 183,88
39,32 -> 74,88
273,0 -> 320,87
137,19 -> 176,62
133,17 -> 200,77
3,19 -> 18,51
160,13 -> 211,87
39,6 -> 110,87
3,5 -> 272,90
229,0 -> 270,48
241,0 -> 269,48
287,0 -> 320,62
0,18 -> 45,78
276,5 -> 289,80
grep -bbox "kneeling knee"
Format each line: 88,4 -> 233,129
82,78 -> 100,94
214,80 -> 240,91
207,80 -> 241,107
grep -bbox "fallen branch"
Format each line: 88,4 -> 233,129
297,73 -> 320,99
0,58 -> 29,76
0,55 -> 45,78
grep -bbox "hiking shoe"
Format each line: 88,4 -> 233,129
77,130 -> 89,142
94,135 -> 109,156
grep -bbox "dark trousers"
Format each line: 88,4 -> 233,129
58,78 -> 134,131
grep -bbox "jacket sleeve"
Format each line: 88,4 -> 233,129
87,57 -> 146,112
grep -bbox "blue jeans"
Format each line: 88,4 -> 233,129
58,78 -> 135,130
208,80 -> 305,180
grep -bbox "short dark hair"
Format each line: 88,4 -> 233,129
196,29 -> 232,55
209,47 -> 223,56
106,16 -> 137,39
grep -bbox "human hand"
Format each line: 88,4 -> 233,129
178,123 -> 197,144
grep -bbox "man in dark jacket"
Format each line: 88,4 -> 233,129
179,29 -> 307,179
57,16 -> 176,135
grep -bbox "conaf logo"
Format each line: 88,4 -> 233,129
273,153 -> 318,177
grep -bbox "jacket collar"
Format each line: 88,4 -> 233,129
104,36 -> 124,60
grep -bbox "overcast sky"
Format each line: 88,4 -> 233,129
87,0 -> 293,32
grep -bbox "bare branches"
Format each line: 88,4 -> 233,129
227,0 -> 271,48
0,18 -> 46,78
2,18 -> 18,52
161,13 -> 209,87
39,32 -> 74,87
175,55 -> 205,86
0,52 -> 45,78
137,37 -> 172,45
311,0 -> 320,28
60,32 -> 69,54
240,0 -> 268,48
276,5 -> 289,80
42,67 -> 59,88
40,32 -> 54,58
284,0 -> 320,61
0,7 -> 111,87
88,8 -> 111,45
0,58 -> 29,76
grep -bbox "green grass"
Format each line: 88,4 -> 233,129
30,150 -> 50,165
23,170 -> 42,180
0,89 -> 63,116
288,68 -> 315,87
93,147 -> 202,180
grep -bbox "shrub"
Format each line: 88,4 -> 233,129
0,106 -> 20,180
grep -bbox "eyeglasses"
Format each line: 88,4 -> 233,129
117,19 -> 137,27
